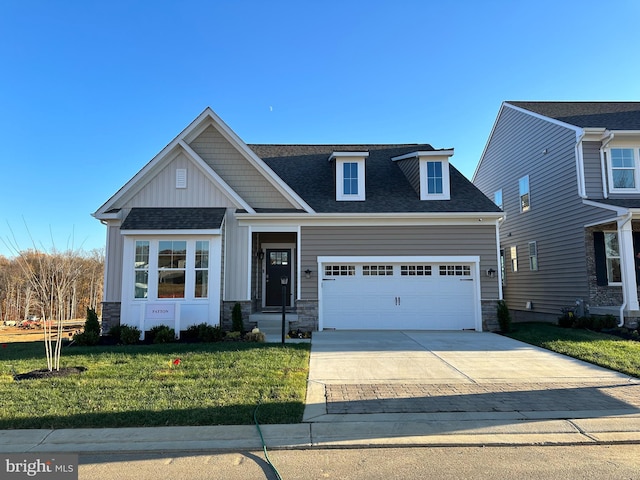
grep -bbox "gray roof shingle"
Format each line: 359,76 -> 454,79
508,101 -> 640,130
249,144 -> 500,213
121,208 -> 226,230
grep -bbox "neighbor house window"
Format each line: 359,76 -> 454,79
494,189 -> 503,209
134,241 -> 150,298
519,175 -> 530,212
528,241 -> 538,271
510,245 -> 518,272
610,148 -> 637,189
500,249 -> 506,286
604,232 -> 622,283
158,240 -> 187,298
194,240 -> 209,298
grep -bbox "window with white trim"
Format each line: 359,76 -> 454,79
419,158 -> 451,200
510,245 -> 518,272
363,265 -> 394,276
158,241 -> 187,298
324,265 -> 356,276
610,148 -> 638,190
333,154 -> 367,201
494,189 -> 503,209
528,241 -> 538,271
519,175 -> 530,212
194,241 -> 209,298
604,232 -> 622,284
134,241 -> 149,299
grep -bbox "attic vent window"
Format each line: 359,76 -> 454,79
176,169 -> 187,189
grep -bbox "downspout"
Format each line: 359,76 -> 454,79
600,132 -> 615,199
617,211 -> 632,327
496,217 -> 505,300
575,130 -> 587,198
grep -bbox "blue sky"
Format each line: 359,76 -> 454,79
1,0 -> 639,258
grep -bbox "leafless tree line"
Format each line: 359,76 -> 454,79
0,249 -> 104,324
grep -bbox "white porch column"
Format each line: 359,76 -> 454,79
618,216 -> 639,311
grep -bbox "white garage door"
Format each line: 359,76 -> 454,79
321,260 -> 478,330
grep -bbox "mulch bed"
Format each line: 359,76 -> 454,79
13,366 -> 87,381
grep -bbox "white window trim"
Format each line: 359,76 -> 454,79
607,147 -> 640,193
494,189 -> 503,209
528,241 -> 538,271
604,231 -> 622,286
419,158 -> 451,200
519,175 -> 530,213
331,153 -> 368,201
509,245 -> 518,272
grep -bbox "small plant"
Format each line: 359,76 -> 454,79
496,300 -> 511,333
72,307 -> 102,346
184,323 -> 225,342
244,330 -> 266,343
147,325 -> 176,344
232,303 -> 244,333
558,307 -> 575,328
119,325 -> 142,345
226,331 -> 242,341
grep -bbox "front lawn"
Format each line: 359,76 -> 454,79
0,341 -> 310,429
505,322 -> 640,379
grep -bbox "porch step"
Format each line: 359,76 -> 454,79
250,313 -> 298,336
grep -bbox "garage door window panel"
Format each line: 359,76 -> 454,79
362,265 -> 393,276
439,265 -> 471,276
401,265 -> 432,276
324,265 -> 356,276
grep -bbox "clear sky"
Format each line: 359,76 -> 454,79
1,0 -> 639,258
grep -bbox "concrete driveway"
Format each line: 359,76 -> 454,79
304,330 -> 640,422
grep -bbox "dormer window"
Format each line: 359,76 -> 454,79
330,152 -> 368,201
392,150 -> 453,200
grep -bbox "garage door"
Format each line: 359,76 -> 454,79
320,260 -> 478,330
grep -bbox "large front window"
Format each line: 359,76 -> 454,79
604,232 -> 622,284
158,241 -> 187,298
611,148 -> 637,189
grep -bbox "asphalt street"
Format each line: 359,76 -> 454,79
79,444 -> 640,480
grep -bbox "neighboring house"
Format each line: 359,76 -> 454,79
93,107 -> 502,335
473,101 -> 640,326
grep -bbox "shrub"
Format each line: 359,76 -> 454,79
184,323 -> 225,342
558,307 -> 575,328
147,325 -> 176,344
226,331 -> 242,341
72,307 -> 102,346
107,324 -> 122,341
245,331 -> 266,343
496,300 -> 511,333
573,315 -> 619,332
119,325 -> 142,345
232,303 -> 244,333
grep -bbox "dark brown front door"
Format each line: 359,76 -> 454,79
266,249 -> 291,307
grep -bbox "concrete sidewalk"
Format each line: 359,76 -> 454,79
3,331 -> 640,453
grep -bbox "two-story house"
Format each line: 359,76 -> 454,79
94,107 -> 503,336
473,101 -> 640,326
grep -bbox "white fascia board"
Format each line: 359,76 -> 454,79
582,199 -> 630,216
329,151 -> 370,161
198,108 -> 315,213
120,229 -> 222,236
318,255 -> 480,264
392,150 -> 454,162
178,140 -> 255,213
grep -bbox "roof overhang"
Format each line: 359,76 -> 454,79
391,150 -> 454,162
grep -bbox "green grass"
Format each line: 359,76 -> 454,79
506,322 -> 640,379
0,341 -> 310,429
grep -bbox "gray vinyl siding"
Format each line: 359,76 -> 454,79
396,158 -> 420,195
188,125 -> 293,209
474,105 -> 614,315
299,224 -> 499,300
583,141 -> 605,199
104,223 -> 124,302
122,152 -> 239,209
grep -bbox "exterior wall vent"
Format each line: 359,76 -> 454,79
176,169 -> 187,189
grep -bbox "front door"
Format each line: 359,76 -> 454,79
265,249 -> 291,307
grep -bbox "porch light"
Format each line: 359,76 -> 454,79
304,269 -> 312,279
257,249 -> 265,260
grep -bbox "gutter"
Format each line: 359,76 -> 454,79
600,132 -> 615,199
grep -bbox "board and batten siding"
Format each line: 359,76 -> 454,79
188,125 -> 293,209
299,224 -> 499,300
473,105 -> 614,316
122,151 -> 239,209
582,141 -> 605,199
104,223 -> 124,302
